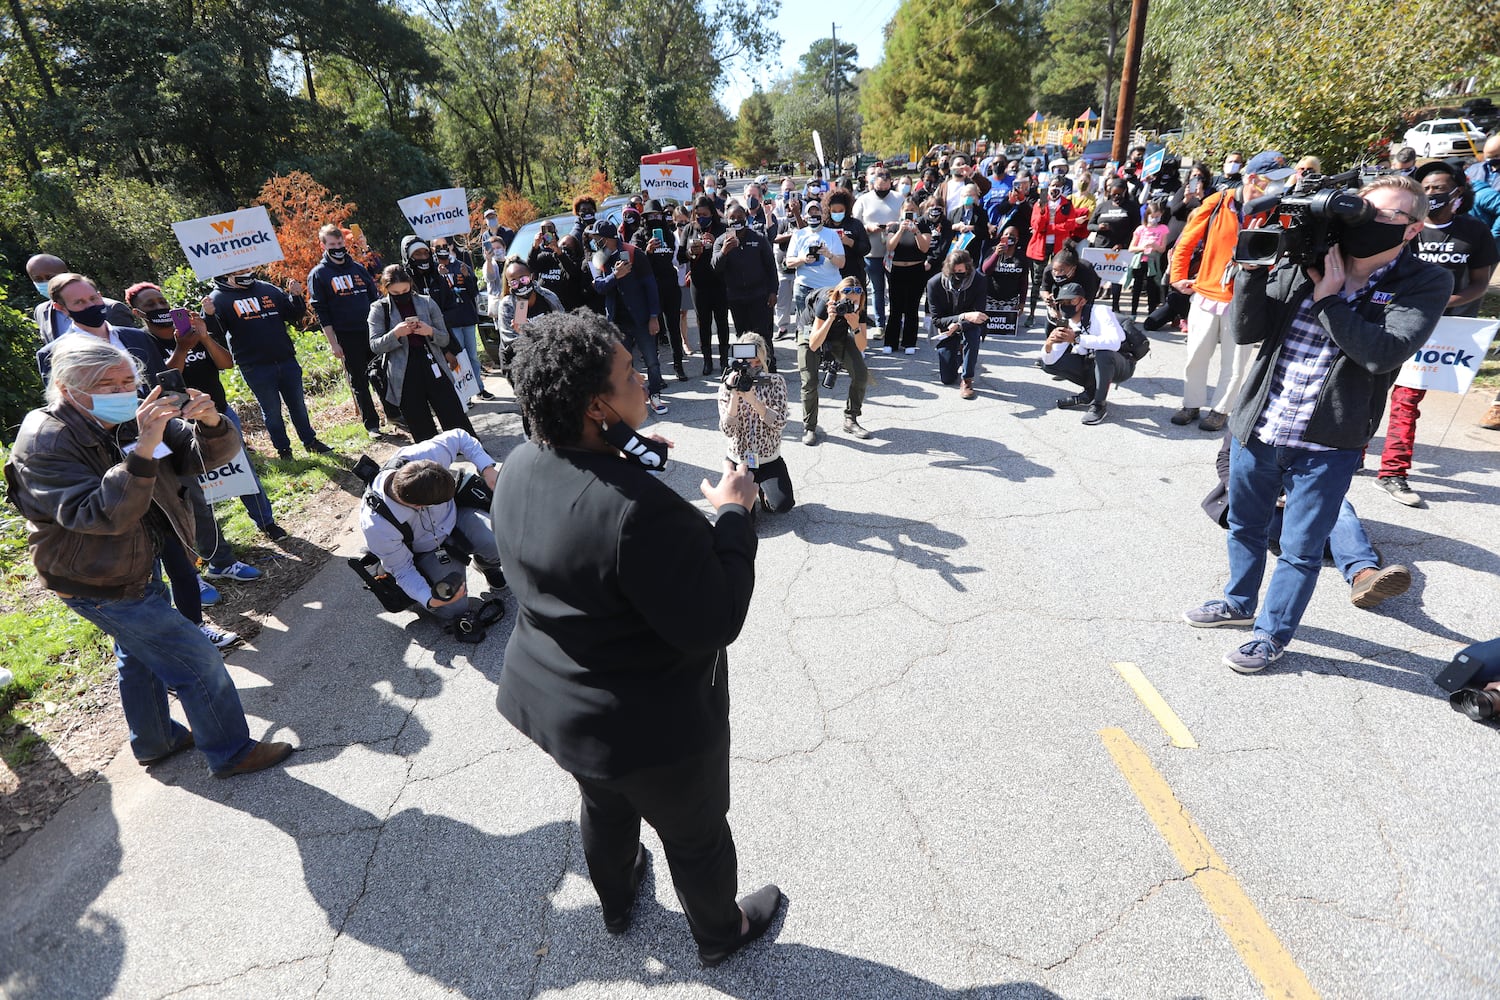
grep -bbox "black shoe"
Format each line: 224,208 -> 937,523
482,567 -> 508,591
264,523 -> 288,541
306,440 -> 334,454
1082,402 -> 1108,425
674,362 -> 688,381
703,359 -> 714,376
698,884 -> 783,968
476,390 -> 498,401
276,447 -> 293,460
1056,392 -> 1092,409
602,845 -> 650,935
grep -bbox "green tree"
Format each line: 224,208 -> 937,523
735,89 -> 777,167
798,37 -> 860,91
1150,0 -> 1500,165
1031,0 -> 1129,122
860,0 -> 1039,156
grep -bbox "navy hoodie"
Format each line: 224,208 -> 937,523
307,252 -> 379,333
207,279 -> 305,367
438,258 -> 480,328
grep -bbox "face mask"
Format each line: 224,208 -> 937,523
1225,163 -> 1242,175
927,209 -> 943,222
1426,192 -> 1450,212
600,404 -> 668,470
1051,272 -> 1071,285
898,183 -> 911,195
806,217 -> 822,229
67,303 -> 109,328
435,249 -> 451,259
414,258 -> 433,270
952,271 -> 969,281
748,198 -> 760,209
731,220 -> 746,230
328,247 -> 349,263
705,186 -> 717,196
830,211 -> 846,223
962,197 -> 975,207
579,211 -> 596,223
391,290 -> 413,305
33,279 -> 50,297
79,390 -> 138,425
1048,191 -> 1062,202
697,215 -> 713,228
512,278 -> 533,295
1061,301 -> 1082,319
1339,219 -> 1410,260
233,274 -> 256,287
144,308 -> 174,327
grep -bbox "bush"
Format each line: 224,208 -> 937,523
0,272 -> 44,445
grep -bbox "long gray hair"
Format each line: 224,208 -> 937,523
46,336 -> 139,407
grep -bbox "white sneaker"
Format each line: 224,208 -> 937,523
199,622 -> 244,651
882,346 -> 894,354
649,394 -> 669,415
904,347 -> 917,355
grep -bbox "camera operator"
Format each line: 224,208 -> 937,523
712,202 -> 780,373
799,276 -> 872,445
926,251 -> 988,399
494,310 -> 780,966
785,199 -> 846,339
717,333 -> 793,513
358,429 -> 504,625
1184,175 -> 1452,674
4,336 -> 293,777
1040,282 -> 1135,425
1373,161 -> 1498,508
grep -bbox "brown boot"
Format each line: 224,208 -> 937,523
214,740 -> 294,778
1481,402 -> 1500,431
960,378 -> 975,399
1350,565 -> 1412,609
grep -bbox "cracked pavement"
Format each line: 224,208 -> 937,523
1,332 -> 1497,999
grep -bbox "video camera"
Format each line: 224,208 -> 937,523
722,342 -> 771,392
1233,170 -> 1375,269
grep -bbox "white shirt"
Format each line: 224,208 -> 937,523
853,190 -> 904,258
787,226 -> 844,289
1040,304 -> 1126,365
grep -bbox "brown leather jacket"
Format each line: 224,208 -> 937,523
4,403 -> 241,598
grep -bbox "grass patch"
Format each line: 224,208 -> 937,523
1,334 -> 369,763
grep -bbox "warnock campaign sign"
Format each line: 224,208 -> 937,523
1395,316 -> 1499,394
198,448 -> 259,503
398,188 -> 471,241
640,163 -> 696,202
1142,147 -> 1166,178
1081,247 -> 1131,285
984,301 -> 1020,335
172,207 -> 284,281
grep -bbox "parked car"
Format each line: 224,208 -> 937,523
1077,139 -> 1115,169
1402,118 -> 1487,157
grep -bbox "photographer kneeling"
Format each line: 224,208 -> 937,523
358,429 -> 505,627
1040,282 -> 1135,426
798,276 -> 873,445
718,333 -> 794,513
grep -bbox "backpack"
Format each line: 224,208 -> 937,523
1118,319 -> 1153,363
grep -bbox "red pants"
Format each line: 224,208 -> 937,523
1379,385 -> 1425,478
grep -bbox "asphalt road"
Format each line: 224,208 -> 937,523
2,312 -> 1498,999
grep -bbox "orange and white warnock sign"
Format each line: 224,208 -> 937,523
172,207 -> 284,281
639,163 -> 695,201
398,187 -> 470,240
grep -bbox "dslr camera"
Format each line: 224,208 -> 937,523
818,351 -> 842,390
1233,170 -> 1375,269
833,297 -> 861,317
722,342 -> 770,392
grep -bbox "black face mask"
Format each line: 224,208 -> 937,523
579,211 -> 596,223
927,210 -> 944,222
1061,301 -> 1082,319
1425,192 -> 1450,213
391,291 -> 413,305
435,249 -> 451,260
233,274 -> 257,288
1339,219 -> 1410,261
600,403 -> 668,470
144,308 -> 174,327
68,303 -> 110,327
511,278 -> 533,296
328,247 -> 349,263
413,258 -> 433,270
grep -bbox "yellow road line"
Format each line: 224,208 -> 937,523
1100,727 -> 1320,1000
1112,661 -> 1198,749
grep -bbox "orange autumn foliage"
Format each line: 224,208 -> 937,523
565,170 -> 615,211
492,188 -> 541,232
255,171 -> 369,325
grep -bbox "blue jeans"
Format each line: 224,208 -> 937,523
60,574 -> 254,771
1270,499 -> 1380,585
864,257 -> 888,326
223,407 -> 276,529
1224,435 -> 1363,647
620,315 -> 665,394
448,325 -> 486,391
936,328 -> 983,383
238,358 -> 318,453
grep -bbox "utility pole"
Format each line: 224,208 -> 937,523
831,22 -> 842,172
1111,0 -> 1149,163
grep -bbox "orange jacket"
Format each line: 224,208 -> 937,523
1169,189 -> 1240,303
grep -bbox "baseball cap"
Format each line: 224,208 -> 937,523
1056,282 -> 1086,300
1245,150 -> 1292,180
589,220 -> 619,240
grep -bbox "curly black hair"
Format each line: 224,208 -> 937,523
508,309 -> 620,447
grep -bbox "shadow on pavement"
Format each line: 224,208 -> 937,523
0,772 -> 123,1000
204,765 -> 1061,1000
756,502 -> 982,592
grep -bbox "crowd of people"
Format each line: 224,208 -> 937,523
4,129 -> 1498,962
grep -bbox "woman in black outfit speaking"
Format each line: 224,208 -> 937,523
492,309 -> 782,967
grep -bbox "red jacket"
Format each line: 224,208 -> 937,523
1026,197 -> 1090,262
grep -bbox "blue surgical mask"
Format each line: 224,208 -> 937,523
82,390 -> 139,425
33,279 -> 50,297
830,211 -> 846,223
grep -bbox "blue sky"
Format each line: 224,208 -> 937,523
716,0 -> 903,112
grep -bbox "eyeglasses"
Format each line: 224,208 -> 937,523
1373,207 -> 1418,224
